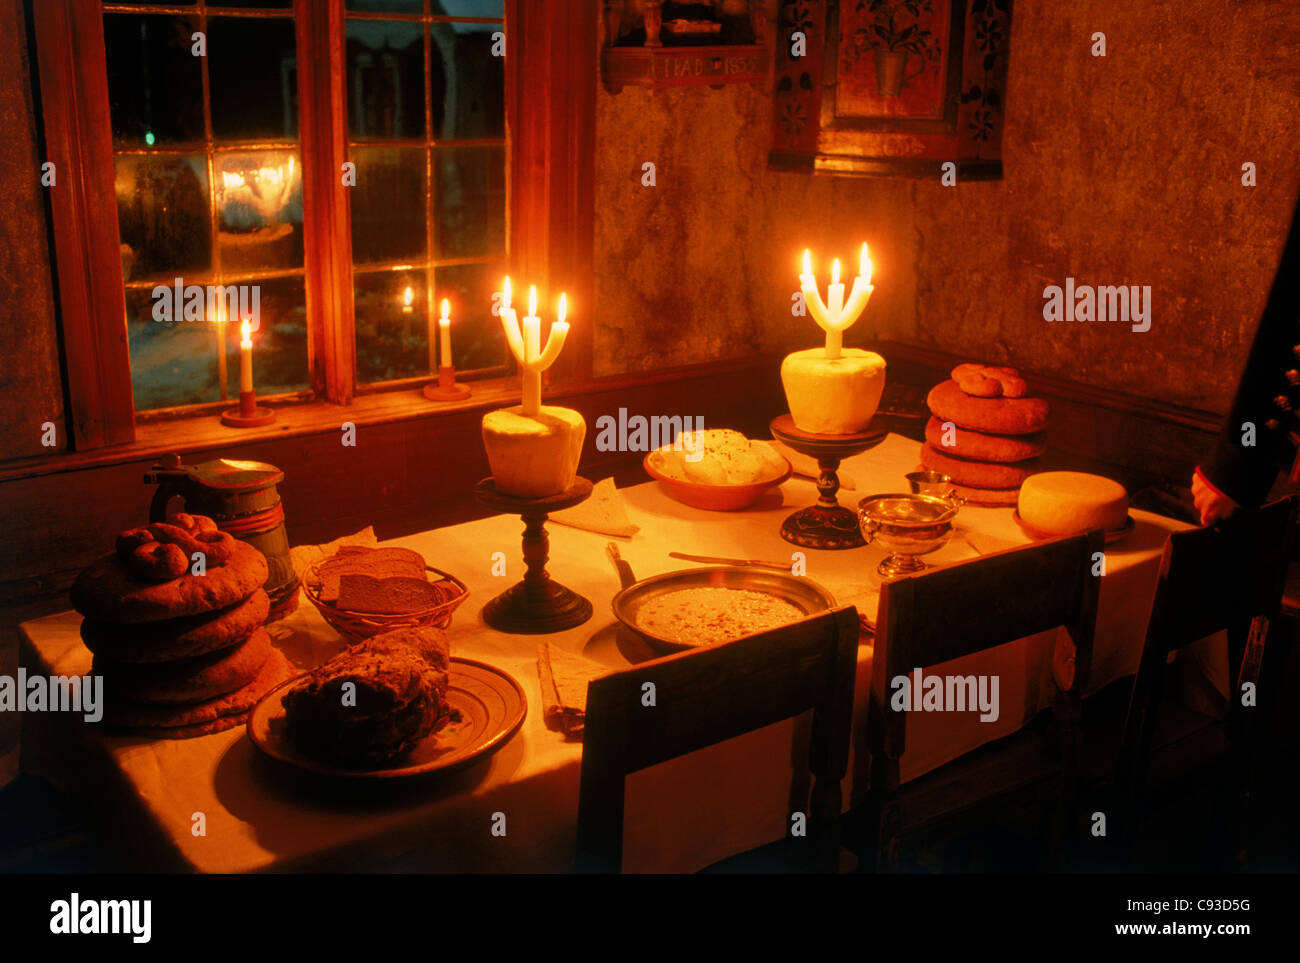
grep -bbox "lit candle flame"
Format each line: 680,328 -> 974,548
503,276 -> 512,311
557,293 -> 567,325
802,249 -> 812,276
402,286 -> 414,308
528,285 -> 538,319
240,320 -> 252,348
832,258 -> 840,286
440,298 -> 450,322
861,243 -> 872,286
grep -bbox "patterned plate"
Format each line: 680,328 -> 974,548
247,657 -> 527,779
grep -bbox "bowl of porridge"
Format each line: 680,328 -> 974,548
611,566 -> 836,654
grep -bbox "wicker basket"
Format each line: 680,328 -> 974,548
303,561 -> 470,643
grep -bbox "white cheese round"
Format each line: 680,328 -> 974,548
1018,471 -> 1129,534
482,405 -> 586,498
780,348 -> 886,434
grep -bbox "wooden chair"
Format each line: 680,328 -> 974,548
576,606 -> 860,874
1112,496 -> 1298,866
847,530 -> 1104,872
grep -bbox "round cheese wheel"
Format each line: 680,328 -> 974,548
482,405 -> 586,498
780,348 -> 886,434
1017,471 -> 1129,534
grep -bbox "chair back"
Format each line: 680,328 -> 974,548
1121,497 -> 1298,795
577,606 -> 860,873
871,531 -> 1105,763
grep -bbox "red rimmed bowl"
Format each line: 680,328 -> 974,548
643,450 -> 792,511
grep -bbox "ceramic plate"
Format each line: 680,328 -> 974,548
247,657 -> 526,779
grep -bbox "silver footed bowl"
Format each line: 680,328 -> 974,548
858,492 -> 960,579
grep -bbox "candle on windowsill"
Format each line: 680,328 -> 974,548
439,298 -> 452,368
239,319 -> 253,393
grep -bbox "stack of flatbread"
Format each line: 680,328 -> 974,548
71,515 -> 292,738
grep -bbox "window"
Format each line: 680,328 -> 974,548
104,1 -> 309,411
343,1 -> 508,388
31,0 -> 590,451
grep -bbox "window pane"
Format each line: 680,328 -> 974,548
430,21 -> 505,139
354,268 -> 431,384
433,145 -> 504,259
208,17 -> 299,140
347,0 -> 423,12
124,276 -> 309,410
126,287 -> 222,409
432,2 -> 504,16
216,150 -> 304,273
207,0 -> 291,7
241,275 -> 311,396
350,146 -> 428,264
433,261 -> 506,372
115,154 -> 211,283
103,14 -> 203,146
346,20 -> 425,140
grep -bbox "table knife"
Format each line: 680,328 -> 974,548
668,551 -> 791,572
606,542 -> 637,589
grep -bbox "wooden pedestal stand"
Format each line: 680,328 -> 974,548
770,414 -> 888,550
474,476 -> 594,633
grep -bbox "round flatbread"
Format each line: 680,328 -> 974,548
949,482 -> 1022,507
924,417 -> 1047,464
927,380 -> 1050,435
71,540 -> 268,624
94,628 -> 272,705
80,589 -> 270,663
103,647 -> 293,736
921,443 -> 1038,489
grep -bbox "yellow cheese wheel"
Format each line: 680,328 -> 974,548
482,405 -> 586,498
1017,471 -> 1128,534
780,348 -> 886,434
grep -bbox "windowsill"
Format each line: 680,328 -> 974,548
0,375 -> 522,483
0,356 -> 779,483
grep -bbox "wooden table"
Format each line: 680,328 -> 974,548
18,435 -> 1224,873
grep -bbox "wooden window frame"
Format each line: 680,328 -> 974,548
30,0 -> 594,452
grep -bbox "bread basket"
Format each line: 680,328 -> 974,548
303,560 -> 469,643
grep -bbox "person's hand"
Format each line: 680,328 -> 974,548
1191,469 -> 1240,526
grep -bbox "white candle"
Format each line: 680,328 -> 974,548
534,293 -> 570,369
522,286 -> 541,415
239,320 -> 253,393
439,298 -> 452,368
799,246 -> 874,359
497,278 -> 570,418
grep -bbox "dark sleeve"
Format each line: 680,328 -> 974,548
1199,195 -> 1300,507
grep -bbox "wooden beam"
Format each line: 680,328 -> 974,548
298,0 -> 356,404
31,0 -> 135,449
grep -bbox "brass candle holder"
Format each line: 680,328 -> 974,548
221,389 -> 275,428
422,365 -> 472,402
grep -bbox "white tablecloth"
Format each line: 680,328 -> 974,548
19,434 -> 1220,873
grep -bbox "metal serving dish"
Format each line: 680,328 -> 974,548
611,566 -> 837,655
